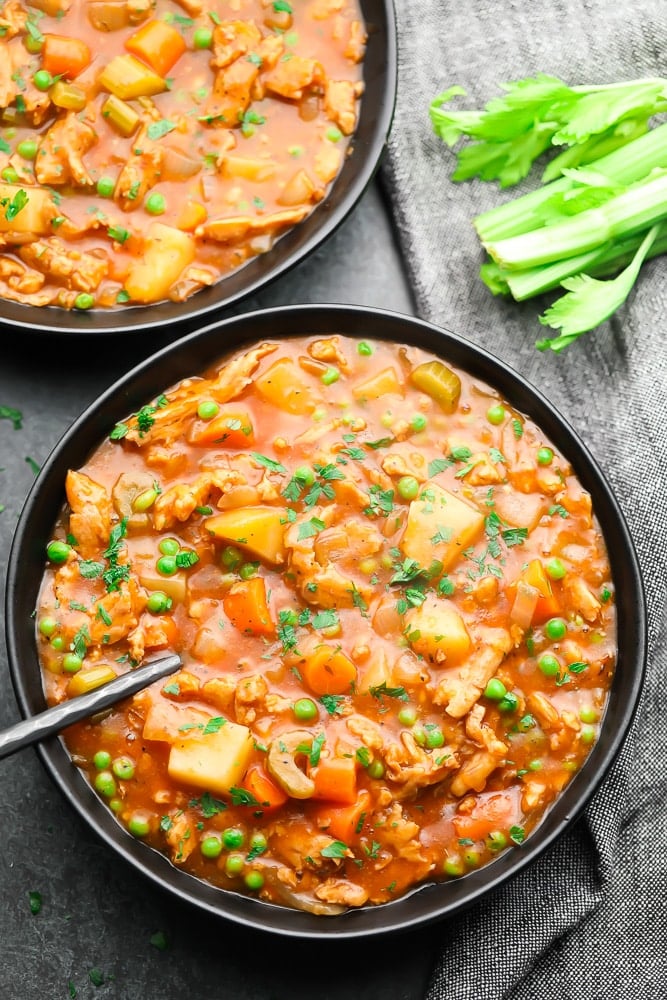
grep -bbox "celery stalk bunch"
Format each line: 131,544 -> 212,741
430,75 -> 667,351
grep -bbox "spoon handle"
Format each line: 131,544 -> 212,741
0,653 -> 181,761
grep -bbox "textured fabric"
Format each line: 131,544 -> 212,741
381,2 -> 667,997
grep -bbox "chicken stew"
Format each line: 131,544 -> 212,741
37,335 -> 616,912
0,0 -> 365,310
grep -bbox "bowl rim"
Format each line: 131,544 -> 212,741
0,0 -> 397,337
5,303 -> 647,938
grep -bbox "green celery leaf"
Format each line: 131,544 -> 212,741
537,222 -> 662,351
553,80 -> 667,146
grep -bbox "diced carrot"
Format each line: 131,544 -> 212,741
42,35 -> 91,79
243,763 -> 288,811
143,614 -> 179,650
177,199 -> 208,232
311,755 -> 357,805
187,409 -> 254,448
301,645 -> 357,696
314,788 -> 371,842
223,577 -> 275,637
507,558 -> 560,624
125,19 -> 186,77
452,790 -> 518,842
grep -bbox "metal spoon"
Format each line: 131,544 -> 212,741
0,653 -> 181,761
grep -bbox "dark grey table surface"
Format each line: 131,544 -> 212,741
0,179 -> 448,999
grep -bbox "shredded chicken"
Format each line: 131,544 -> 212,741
152,468 -> 247,531
19,239 -> 109,293
36,115 -> 97,187
434,627 -> 513,718
314,879 -> 368,908
65,470 -> 112,559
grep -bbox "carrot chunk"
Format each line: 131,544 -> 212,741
301,645 -> 357,695
243,763 -> 288,811
311,755 -> 358,804
125,19 -> 187,77
314,788 -> 370,841
42,36 -> 92,79
223,577 -> 275,637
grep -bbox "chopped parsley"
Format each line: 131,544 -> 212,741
319,694 -> 346,715
369,681 -> 408,703
0,405 -> 23,430
28,890 -> 42,915
320,840 -> 348,859
251,452 -> 287,474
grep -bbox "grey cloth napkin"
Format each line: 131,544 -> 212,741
381,2 -> 667,997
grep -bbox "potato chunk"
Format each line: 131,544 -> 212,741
401,482 -> 484,572
124,223 -> 195,304
405,597 -> 471,664
205,506 -> 287,565
254,358 -> 318,414
168,719 -> 253,796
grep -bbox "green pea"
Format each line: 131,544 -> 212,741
321,366 -> 340,386
197,400 -> 220,420
579,706 -> 598,724
1,167 -> 20,183
544,617 -> 567,641
537,447 -> 554,466
201,835 -> 223,858
50,636 -> 65,652
293,698 -> 317,722
528,759 -> 543,771
74,293 -> 95,310
326,126 -> 342,142
33,70 -> 53,91
545,557 -> 567,580
109,797 -> 123,813
94,771 -> 117,798
146,591 -> 172,614
222,827 -> 245,850
112,756 -> 135,780
24,34 -> 43,54
367,759 -> 385,779
357,341 -> 373,356
158,538 -> 180,556
412,725 -> 426,747
244,871 -> 264,891
410,414 -> 427,432
425,726 -> 445,749
225,853 -> 245,876
128,813 -> 151,837
156,555 -> 178,576
193,26 -> 213,48
498,692 -> 519,712
443,855 -> 465,877
46,540 -> 72,564
397,476 -> 420,501
486,404 -> 506,425
580,727 -> 596,745
133,488 -> 159,512
96,176 -> 116,198
62,653 -> 83,674
398,705 -> 417,727
239,562 -> 258,580
538,653 -> 561,677
464,848 -> 482,868
484,677 -> 507,701
221,545 -> 243,570
486,830 -> 507,852
294,465 -> 315,487
249,832 -> 267,853
38,616 -> 58,638
17,139 -> 38,160
145,192 -> 166,215
93,750 -> 112,770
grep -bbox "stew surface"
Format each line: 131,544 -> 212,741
37,335 -> 616,913
0,0 -> 364,310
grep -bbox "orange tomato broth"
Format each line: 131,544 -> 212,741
0,0 -> 365,309
36,335 -> 616,913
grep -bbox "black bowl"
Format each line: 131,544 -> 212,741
5,305 -> 646,938
0,2 -> 396,338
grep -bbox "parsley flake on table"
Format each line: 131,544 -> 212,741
0,405 -> 23,429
